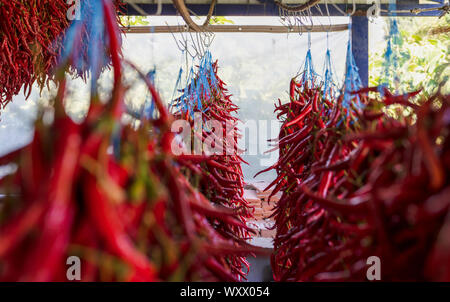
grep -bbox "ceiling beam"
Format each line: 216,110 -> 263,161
121,1 -> 445,17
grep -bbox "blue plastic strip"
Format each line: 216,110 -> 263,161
141,67 -> 157,120
88,0 -> 104,93
341,21 -> 363,111
172,50 -> 218,118
60,0 -> 110,79
297,32 -> 321,90
322,37 -> 338,99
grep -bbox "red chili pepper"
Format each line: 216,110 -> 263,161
83,174 -> 157,281
284,104 -> 313,128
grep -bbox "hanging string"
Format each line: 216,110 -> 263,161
60,0 -> 113,89
171,65 -> 184,106
297,31 -> 320,89
88,0 -> 105,93
182,66 -> 196,117
172,49 -> 218,119
322,31 -> 339,99
321,0 -> 339,99
59,0 -> 124,157
342,20 -> 363,110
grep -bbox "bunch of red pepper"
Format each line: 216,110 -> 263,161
0,0 -> 68,108
266,74 -> 450,281
261,76 -> 360,281
0,0 -> 123,109
319,87 -> 450,281
171,60 -> 254,280
0,0 -> 258,281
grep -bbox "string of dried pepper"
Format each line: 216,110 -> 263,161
0,0 -> 123,110
263,70 -> 450,281
170,51 -> 254,280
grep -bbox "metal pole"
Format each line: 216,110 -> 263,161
351,16 -> 368,87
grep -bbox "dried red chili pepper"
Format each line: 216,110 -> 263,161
171,58 -> 254,279
0,0 -> 261,281
265,74 -> 450,281
0,0 -> 124,110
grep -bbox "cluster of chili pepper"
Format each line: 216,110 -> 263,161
264,73 -> 450,281
322,87 -> 450,281
0,0 -> 68,108
259,76 -> 357,281
0,0 -> 260,281
0,0 -> 123,109
171,58 -> 254,280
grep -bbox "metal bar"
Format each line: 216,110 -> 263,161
121,24 -> 349,33
351,16 -> 368,87
122,3 -> 445,16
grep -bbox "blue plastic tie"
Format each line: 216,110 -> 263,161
60,0 -> 110,80
341,22 -> 363,111
296,32 -> 321,90
322,45 -> 338,99
172,50 -> 218,119
88,0 -> 104,93
172,67 -> 184,107
141,68 -> 157,120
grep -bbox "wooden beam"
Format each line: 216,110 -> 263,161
121,24 -> 349,33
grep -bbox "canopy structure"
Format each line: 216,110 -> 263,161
122,0 -> 447,86
123,0 -> 446,17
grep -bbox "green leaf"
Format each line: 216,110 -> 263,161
210,16 -> 234,25
411,34 -> 422,44
428,39 -> 438,46
407,64 -> 417,72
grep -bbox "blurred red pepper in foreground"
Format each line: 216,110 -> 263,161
0,0 -> 261,281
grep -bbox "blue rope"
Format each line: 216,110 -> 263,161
141,68 -> 157,121
341,21 -> 363,111
322,32 -> 339,99
60,0 -> 110,82
173,50 -> 218,119
88,0 -> 104,93
298,32 -> 320,89
59,0 -> 123,155
172,67 -> 184,105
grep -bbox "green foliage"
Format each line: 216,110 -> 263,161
370,16 -> 450,96
209,16 -> 234,25
190,15 -> 234,25
120,16 -> 150,26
